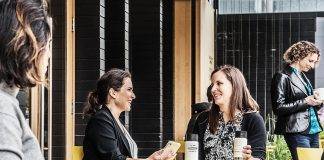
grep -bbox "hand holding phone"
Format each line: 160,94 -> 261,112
160,141 -> 181,160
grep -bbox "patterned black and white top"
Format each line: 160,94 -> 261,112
203,112 -> 243,160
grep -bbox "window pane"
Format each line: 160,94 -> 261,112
229,0 -> 234,13
250,0 -> 256,13
219,0 -> 225,14
226,0 -> 232,14
273,0 -> 284,12
300,0 -> 316,12
282,0 -> 291,12
242,0 -> 250,13
235,0 -> 242,14
254,0 -> 262,13
318,0 -> 324,11
265,0 -> 273,12
219,0 -> 324,14
290,0 -> 300,12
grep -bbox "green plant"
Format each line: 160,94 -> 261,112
267,135 -> 291,160
319,131 -> 324,139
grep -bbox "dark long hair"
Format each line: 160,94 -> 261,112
0,0 -> 51,88
207,84 -> 213,102
208,65 -> 259,134
83,69 -> 131,116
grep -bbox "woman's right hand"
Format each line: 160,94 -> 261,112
305,95 -> 323,106
147,149 -> 176,160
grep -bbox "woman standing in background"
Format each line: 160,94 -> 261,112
271,41 -> 323,160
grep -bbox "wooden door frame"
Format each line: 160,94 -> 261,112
65,0 -> 75,159
173,0 -> 214,141
31,87 -> 41,140
174,0 -> 192,141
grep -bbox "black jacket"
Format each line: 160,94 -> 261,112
83,106 -> 131,160
271,65 -> 322,134
191,111 -> 266,160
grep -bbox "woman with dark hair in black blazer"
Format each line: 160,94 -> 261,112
271,41 -> 323,160
82,69 -> 174,160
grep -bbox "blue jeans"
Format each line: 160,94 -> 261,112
284,133 -> 319,160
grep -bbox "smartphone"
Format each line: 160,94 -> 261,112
160,141 -> 181,159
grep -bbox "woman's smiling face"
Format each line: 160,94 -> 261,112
114,77 -> 136,112
211,70 -> 233,108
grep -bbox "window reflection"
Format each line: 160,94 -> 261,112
219,0 -> 324,14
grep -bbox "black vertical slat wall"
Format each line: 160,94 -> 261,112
75,0 -> 101,145
129,0 -> 164,157
74,0 -> 130,146
50,0 -> 66,159
74,1 -> 174,158
106,0 -> 127,70
105,0 -> 129,128
161,0 -> 174,147
216,12 -> 324,124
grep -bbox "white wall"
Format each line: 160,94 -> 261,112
315,17 -> 324,88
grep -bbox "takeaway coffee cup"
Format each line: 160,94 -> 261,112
233,131 -> 247,160
314,88 -> 324,101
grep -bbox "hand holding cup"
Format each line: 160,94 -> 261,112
305,95 -> 323,106
314,88 -> 324,102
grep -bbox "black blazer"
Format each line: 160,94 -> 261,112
271,65 -> 322,134
83,106 -> 132,160
191,111 -> 266,160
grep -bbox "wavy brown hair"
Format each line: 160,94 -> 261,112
208,65 -> 259,134
283,41 -> 320,64
0,0 -> 51,88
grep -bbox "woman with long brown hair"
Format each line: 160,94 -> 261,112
0,0 -> 51,159
192,65 -> 266,160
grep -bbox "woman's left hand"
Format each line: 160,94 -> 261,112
242,145 -> 260,160
242,145 -> 252,160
